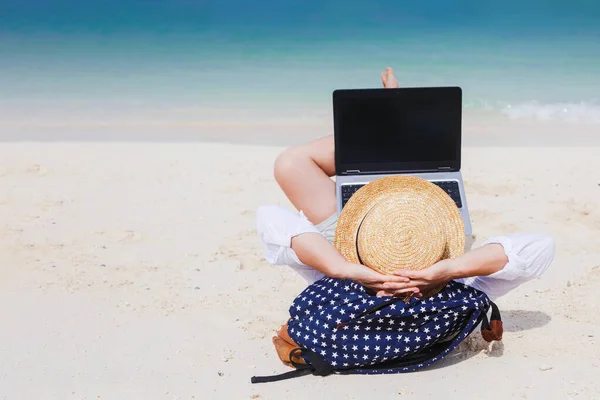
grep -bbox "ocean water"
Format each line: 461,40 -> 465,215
1,0 -> 600,141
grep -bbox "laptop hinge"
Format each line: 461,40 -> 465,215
344,170 -> 361,175
438,167 -> 452,171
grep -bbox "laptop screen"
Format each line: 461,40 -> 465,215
333,87 -> 461,174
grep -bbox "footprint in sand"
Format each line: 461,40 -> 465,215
467,181 -> 517,197
553,200 -> 600,231
218,186 -> 243,195
211,231 -> 264,270
93,230 -> 144,245
107,230 -> 145,243
559,265 -> 600,324
26,164 -> 48,176
37,199 -> 67,211
469,209 -> 502,222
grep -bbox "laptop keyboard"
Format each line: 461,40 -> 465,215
341,181 -> 463,209
433,181 -> 463,208
341,184 -> 365,208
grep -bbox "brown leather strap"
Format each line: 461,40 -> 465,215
481,320 -> 503,342
481,301 -> 503,342
272,322 -> 306,367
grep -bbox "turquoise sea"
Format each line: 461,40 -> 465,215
1,1 -> 599,141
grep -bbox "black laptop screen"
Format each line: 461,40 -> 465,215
333,87 -> 461,173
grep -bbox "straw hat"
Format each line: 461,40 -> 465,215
334,175 -> 464,297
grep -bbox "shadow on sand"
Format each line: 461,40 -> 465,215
424,309 -> 551,370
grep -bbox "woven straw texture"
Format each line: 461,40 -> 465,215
334,176 -> 464,296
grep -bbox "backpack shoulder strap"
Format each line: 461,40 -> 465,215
251,348 -> 335,384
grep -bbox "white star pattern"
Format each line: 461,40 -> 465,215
286,279 -> 494,374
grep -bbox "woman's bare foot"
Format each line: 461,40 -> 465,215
380,67 -> 399,88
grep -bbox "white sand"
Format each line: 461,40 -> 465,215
1,142 -> 599,399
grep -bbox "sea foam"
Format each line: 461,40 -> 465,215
501,101 -> 600,124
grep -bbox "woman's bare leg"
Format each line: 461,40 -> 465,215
273,67 -> 400,225
273,135 -> 336,225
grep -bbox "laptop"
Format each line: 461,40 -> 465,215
333,86 -> 472,236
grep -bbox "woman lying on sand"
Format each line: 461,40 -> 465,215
255,67 -> 555,300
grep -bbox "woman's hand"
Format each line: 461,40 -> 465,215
381,244 -> 510,297
381,259 -> 455,297
336,262 -> 419,296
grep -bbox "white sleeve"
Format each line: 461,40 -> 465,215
457,233 -> 555,300
255,204 -> 327,284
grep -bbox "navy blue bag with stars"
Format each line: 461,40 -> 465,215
251,276 -> 502,383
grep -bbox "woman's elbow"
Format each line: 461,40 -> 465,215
536,233 -> 555,265
524,233 -> 556,277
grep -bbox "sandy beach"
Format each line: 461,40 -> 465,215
1,141 -> 599,399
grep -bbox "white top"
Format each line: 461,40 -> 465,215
255,205 -> 555,300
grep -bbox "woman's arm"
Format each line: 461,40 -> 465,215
379,243 -> 508,296
290,232 -> 349,278
382,233 -> 555,297
447,243 -> 510,279
291,232 -> 414,294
